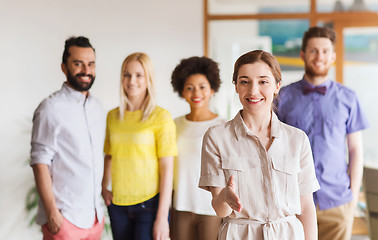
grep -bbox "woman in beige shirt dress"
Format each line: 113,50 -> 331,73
199,50 -> 320,240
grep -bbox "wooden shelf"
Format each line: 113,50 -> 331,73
207,11 -> 378,24
208,13 -> 311,21
204,0 -> 378,83
316,11 -> 378,26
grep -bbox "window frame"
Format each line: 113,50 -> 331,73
203,0 -> 378,83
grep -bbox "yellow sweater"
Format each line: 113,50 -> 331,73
104,106 -> 177,205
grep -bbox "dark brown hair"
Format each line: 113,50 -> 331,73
62,36 -> 94,64
171,56 -> 221,98
301,26 -> 336,52
232,50 -> 281,85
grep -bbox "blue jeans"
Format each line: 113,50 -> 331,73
108,194 -> 159,240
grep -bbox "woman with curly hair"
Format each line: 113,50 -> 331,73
170,56 -> 225,240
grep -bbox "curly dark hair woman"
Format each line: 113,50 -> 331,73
170,56 -> 225,240
171,56 -> 221,97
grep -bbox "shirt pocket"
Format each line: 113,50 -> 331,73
324,117 -> 346,136
271,157 -> 300,212
285,115 -> 308,133
221,157 -> 259,211
221,157 -> 246,204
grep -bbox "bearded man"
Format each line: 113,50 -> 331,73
276,26 -> 369,240
30,36 -> 105,240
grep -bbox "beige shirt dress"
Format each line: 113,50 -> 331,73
199,111 -> 320,240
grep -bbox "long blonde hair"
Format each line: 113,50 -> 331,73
119,52 -> 156,121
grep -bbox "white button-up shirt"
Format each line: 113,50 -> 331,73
199,111 -> 319,239
30,83 -> 105,229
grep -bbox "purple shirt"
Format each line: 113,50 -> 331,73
276,78 -> 369,210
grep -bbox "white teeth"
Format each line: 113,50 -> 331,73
247,98 -> 261,102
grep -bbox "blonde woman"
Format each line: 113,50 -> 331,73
101,53 -> 177,240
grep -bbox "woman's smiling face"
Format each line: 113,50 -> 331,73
181,74 -> 214,110
235,61 -> 281,115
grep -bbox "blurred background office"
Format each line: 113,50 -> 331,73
1,0 -> 378,239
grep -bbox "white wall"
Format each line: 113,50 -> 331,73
0,0 -> 202,238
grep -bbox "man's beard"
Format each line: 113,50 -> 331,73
66,69 -> 95,92
304,63 -> 329,79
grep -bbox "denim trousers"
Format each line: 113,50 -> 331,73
107,194 -> 159,240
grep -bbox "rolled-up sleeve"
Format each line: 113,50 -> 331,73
30,103 -> 57,166
199,127 -> 226,191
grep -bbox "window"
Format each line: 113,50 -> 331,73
205,0 -> 378,167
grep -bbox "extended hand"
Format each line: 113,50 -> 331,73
223,175 -> 242,212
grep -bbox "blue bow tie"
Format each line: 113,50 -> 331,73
303,85 -> 326,95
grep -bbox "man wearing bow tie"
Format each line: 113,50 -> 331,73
276,26 -> 369,240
